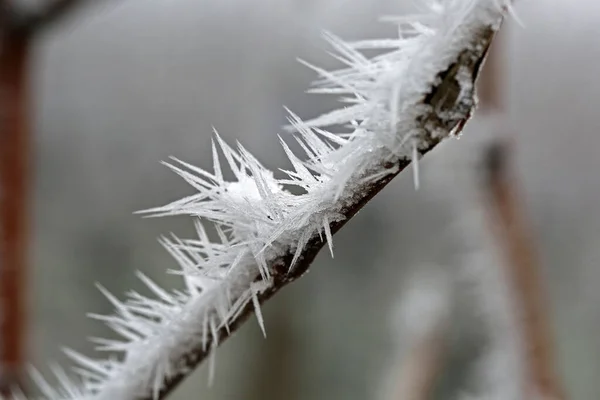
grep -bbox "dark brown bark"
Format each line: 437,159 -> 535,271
0,29 -> 30,394
141,25 -> 499,400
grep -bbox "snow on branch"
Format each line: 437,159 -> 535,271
19,1 -> 513,399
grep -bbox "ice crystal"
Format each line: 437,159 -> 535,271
19,1 -> 512,399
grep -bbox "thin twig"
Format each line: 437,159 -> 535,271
482,142 -> 567,400
145,25 -> 500,400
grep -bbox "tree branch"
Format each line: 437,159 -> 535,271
0,0 -> 91,393
482,142 -> 567,400
146,25 -> 500,400
13,2 -> 513,398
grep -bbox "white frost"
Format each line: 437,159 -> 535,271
20,1 -> 511,399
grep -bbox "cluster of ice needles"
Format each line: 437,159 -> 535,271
19,0 -> 512,399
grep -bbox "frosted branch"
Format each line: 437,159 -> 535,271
19,1 -> 514,399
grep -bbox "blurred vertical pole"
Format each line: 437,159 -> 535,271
0,1 -> 86,395
483,143 -> 567,400
0,14 -> 30,394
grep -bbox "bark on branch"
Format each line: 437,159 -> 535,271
144,25 -> 501,400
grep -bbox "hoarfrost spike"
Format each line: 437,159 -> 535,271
412,139 -> 421,190
208,342 -> 218,387
21,0 -> 511,398
251,287 -> 267,338
323,216 -> 334,257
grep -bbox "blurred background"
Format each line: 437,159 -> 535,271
1,0 -> 600,398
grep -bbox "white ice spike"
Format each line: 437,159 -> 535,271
22,1 -> 511,399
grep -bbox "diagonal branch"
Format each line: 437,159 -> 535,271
147,25 -> 500,400
21,2 -> 514,399
482,141 -> 567,400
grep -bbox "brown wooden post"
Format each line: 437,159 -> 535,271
0,26 -> 30,393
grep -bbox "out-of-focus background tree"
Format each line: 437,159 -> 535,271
2,0 -> 600,398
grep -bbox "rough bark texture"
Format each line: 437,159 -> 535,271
143,25 -> 500,400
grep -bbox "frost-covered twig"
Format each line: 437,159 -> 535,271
482,142 -> 566,400
23,1 -> 514,399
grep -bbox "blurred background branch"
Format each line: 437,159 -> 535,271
482,141 -> 567,400
0,0 -> 92,394
394,322 -> 447,400
1,1 -> 599,399
0,15 -> 29,394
